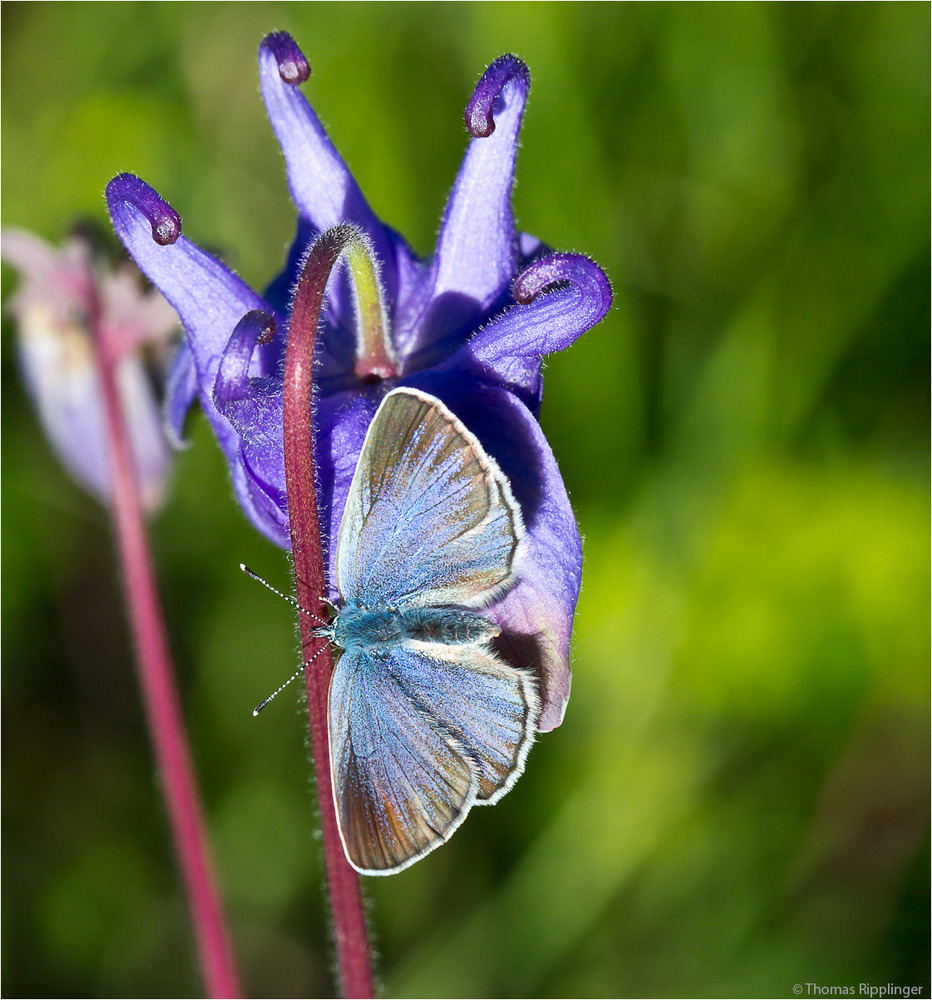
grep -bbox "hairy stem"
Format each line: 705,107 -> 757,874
283,225 -> 376,999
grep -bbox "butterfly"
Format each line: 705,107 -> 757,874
321,386 -> 540,875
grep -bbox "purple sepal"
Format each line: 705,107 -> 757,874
258,32 -> 410,321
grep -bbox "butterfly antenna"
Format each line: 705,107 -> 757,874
239,563 -> 329,625
295,572 -> 339,613
252,642 -> 330,717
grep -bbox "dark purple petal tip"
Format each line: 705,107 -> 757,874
214,310 -> 276,406
465,54 -> 530,138
261,31 -> 311,85
513,252 -> 613,315
106,173 -> 181,246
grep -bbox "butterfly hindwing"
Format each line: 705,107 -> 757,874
329,648 -> 478,874
329,639 -> 538,874
391,638 -> 539,803
335,388 -> 524,611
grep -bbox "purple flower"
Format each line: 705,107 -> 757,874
106,31 -> 611,731
2,227 -> 179,512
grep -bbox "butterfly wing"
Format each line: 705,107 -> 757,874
329,648 -> 478,875
395,638 -> 539,804
330,642 -> 538,874
336,388 -> 524,610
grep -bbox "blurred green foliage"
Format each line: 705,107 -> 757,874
2,3 -> 928,997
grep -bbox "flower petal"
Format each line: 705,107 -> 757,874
411,253 -> 612,413
413,56 -> 530,354
232,447 -> 289,549
164,339 -> 197,448
213,310 -> 277,409
259,32 -> 406,312
107,174 -> 281,462
472,252 -> 612,407
209,310 -> 292,545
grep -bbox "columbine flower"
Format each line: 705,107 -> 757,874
106,31 -> 611,730
2,227 -> 179,512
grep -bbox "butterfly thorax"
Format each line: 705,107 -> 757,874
333,604 -> 500,654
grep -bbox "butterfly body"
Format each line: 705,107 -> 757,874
328,605 -> 500,654
325,387 -> 540,875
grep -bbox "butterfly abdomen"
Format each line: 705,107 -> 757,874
401,607 -> 500,646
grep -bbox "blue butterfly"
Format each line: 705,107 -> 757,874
322,387 -> 540,875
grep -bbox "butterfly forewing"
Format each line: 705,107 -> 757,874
336,388 -> 524,611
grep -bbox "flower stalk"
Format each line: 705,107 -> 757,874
87,279 -> 241,998
283,225 -> 376,999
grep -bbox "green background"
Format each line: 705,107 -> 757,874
2,3 -> 928,997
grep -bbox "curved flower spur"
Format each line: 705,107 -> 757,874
106,31 -> 611,734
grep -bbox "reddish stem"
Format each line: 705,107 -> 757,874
283,227 -> 375,999
90,303 -> 241,998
